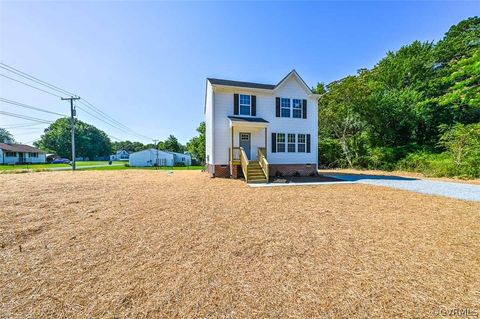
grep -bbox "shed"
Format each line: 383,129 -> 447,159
129,149 -> 174,167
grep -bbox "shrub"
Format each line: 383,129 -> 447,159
174,162 -> 186,167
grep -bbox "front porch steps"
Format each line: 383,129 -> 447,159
247,161 -> 268,183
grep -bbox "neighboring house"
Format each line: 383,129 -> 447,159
0,142 -> 46,164
205,70 -> 320,182
110,150 -> 131,161
129,149 -> 174,167
166,151 -> 192,166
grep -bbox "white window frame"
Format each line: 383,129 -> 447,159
239,94 -> 251,116
297,134 -> 306,153
280,98 -> 291,117
287,134 -> 296,152
277,133 -> 286,152
292,99 -> 302,118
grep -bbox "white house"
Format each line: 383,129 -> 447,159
0,142 -> 46,164
205,70 -> 320,182
167,151 -> 192,166
129,149 -> 174,167
110,150 -> 131,161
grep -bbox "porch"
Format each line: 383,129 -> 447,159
227,116 -> 269,183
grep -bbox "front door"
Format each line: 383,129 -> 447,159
18,152 -> 25,163
239,132 -> 251,159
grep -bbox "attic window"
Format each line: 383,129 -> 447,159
239,94 -> 251,115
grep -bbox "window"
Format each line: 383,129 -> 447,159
29,152 -> 38,158
297,134 -> 306,152
5,152 -> 16,157
288,134 -> 296,152
239,94 -> 251,116
280,98 -> 290,117
277,133 -> 285,152
292,99 -> 302,118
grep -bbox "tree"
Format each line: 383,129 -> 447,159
158,134 -> 185,153
35,118 -> 111,159
0,128 -> 14,143
186,122 -> 205,163
112,140 -> 146,153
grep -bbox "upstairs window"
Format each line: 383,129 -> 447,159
277,133 -> 285,152
280,98 -> 290,117
297,134 -> 306,152
288,134 -> 296,152
292,99 -> 302,118
239,94 -> 251,116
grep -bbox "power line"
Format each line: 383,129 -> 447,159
0,63 -> 76,97
0,63 -> 153,141
0,73 -> 63,98
0,110 -> 54,124
0,122 -> 45,129
0,97 -> 68,117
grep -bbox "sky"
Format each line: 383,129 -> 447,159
0,1 -> 478,145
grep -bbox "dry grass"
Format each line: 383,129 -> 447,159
1,170 -> 479,318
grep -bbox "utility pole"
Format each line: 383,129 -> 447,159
153,139 -> 158,169
61,96 -> 80,170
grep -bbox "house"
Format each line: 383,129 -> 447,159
129,149 -> 175,167
204,70 -> 320,182
0,142 -> 46,164
110,150 -> 131,161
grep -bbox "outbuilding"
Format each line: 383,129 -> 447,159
129,149 -> 174,167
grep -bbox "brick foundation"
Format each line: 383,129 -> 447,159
207,164 -> 230,178
231,164 -> 239,179
269,164 -> 317,177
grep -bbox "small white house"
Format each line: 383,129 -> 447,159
110,150 -> 131,161
129,149 -> 174,167
0,142 -> 46,164
205,70 -> 320,182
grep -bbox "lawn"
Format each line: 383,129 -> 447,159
0,162 -> 203,172
0,161 -> 124,170
1,170 -> 479,318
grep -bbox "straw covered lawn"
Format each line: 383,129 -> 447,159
1,170 -> 479,318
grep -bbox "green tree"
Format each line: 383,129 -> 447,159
0,128 -> 14,143
186,122 -> 206,163
112,140 -> 146,153
158,135 -> 185,153
35,118 -> 111,159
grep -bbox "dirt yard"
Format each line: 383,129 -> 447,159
1,170 -> 479,318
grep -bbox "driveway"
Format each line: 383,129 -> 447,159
324,173 -> 480,202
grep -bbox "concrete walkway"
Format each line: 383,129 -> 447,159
324,174 -> 480,202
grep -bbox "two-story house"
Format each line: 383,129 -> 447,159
205,70 -> 320,183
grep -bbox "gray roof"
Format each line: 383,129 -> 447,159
207,78 -> 275,90
228,116 -> 269,123
0,143 -> 45,153
207,70 -> 313,93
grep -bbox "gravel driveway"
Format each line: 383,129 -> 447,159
325,174 -> 480,202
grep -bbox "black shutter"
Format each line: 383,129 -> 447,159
306,134 -> 311,153
275,97 -> 280,117
234,94 -> 239,115
271,133 -> 277,153
302,99 -> 307,119
251,95 -> 256,116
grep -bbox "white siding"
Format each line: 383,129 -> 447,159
205,81 -> 214,165
209,74 -> 318,166
129,150 -> 174,167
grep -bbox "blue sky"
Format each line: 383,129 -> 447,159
0,1 -> 478,144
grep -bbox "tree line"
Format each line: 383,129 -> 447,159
316,17 -> 479,178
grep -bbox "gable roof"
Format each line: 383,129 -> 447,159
207,69 -> 313,93
0,143 -> 45,153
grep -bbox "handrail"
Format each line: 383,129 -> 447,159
239,147 -> 249,182
230,146 -> 241,162
258,147 -> 269,182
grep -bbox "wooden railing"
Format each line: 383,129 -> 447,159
258,147 -> 269,181
230,147 -> 241,163
239,147 -> 250,182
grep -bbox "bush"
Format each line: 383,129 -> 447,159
397,151 -> 457,177
174,162 -> 186,167
124,163 -> 130,167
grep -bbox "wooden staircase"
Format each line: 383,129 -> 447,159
246,160 -> 268,183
